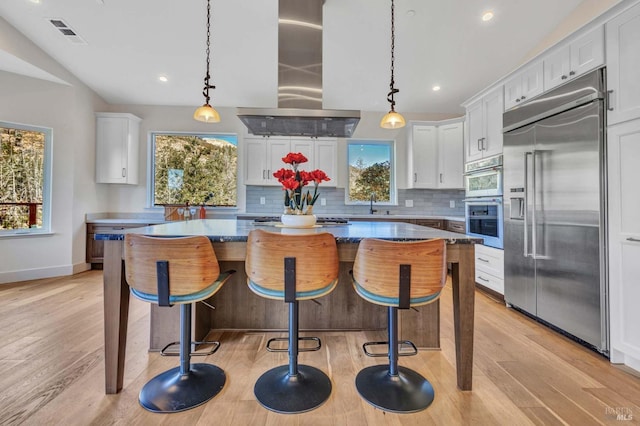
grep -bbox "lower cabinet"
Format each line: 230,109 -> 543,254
87,223 -> 152,267
474,244 -> 504,295
607,118 -> 640,372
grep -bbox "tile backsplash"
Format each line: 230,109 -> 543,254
246,186 -> 465,217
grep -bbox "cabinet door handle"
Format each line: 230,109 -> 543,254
521,95 -> 526,100
561,75 -> 568,80
627,237 -> 640,243
477,139 -> 482,151
477,276 -> 490,283
569,70 -> 576,76
516,98 -> 521,102
122,168 -> 126,178
267,169 -> 270,178
439,173 -> 443,183
478,257 -> 490,263
481,137 -> 486,150
414,173 -> 417,183
607,90 -> 614,111
262,170 -> 266,179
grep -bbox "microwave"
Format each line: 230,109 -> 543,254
464,155 -> 503,198
464,197 -> 504,249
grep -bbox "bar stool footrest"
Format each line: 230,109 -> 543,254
160,340 -> 221,357
266,336 -> 321,352
362,340 -> 418,357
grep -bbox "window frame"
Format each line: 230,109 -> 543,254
146,131 -> 239,210
345,139 -> 397,206
0,121 -> 52,236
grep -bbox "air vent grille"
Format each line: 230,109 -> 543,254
48,18 -> 87,45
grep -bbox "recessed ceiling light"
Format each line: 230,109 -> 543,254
30,0 -> 41,4
158,75 -> 168,83
432,85 -> 441,91
482,11 -> 494,22
406,10 -> 416,17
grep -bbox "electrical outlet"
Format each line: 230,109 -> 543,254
450,200 -> 455,208
260,197 -> 266,205
405,199 -> 413,207
320,198 -> 326,206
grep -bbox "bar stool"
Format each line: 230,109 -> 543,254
124,234 -> 235,413
245,229 -> 339,414
351,238 -> 446,413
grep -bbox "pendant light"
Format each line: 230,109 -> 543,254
193,0 -> 220,123
380,0 -> 405,129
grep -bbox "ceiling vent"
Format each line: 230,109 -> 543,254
237,0 -> 360,138
48,18 -> 87,45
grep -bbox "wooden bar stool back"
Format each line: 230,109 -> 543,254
351,238 -> 447,413
245,229 -> 339,414
124,234 -> 234,413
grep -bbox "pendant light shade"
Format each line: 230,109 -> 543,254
380,0 -> 405,129
194,104 -> 220,122
380,110 -> 406,129
194,0 -> 220,123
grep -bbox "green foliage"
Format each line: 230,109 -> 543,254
0,127 -> 44,230
154,135 -> 237,206
349,160 -> 391,202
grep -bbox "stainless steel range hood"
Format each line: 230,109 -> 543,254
237,0 -> 360,138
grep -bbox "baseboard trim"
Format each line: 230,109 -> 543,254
0,264 -> 75,285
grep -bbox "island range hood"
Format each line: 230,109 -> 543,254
237,0 -> 360,138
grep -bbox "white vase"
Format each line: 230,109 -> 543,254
281,213 -> 317,228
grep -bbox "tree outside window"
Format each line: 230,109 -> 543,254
0,122 -> 51,233
151,133 -> 237,207
347,141 -> 395,204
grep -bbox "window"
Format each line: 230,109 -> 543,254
0,122 -> 52,234
347,140 -> 395,204
150,133 -> 237,207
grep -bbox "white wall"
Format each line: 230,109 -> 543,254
0,18 -> 108,284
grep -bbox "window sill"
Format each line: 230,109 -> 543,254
0,231 -> 55,239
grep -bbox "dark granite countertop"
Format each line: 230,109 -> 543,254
95,218 -> 481,245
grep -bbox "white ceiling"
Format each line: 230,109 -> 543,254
0,0 -> 606,115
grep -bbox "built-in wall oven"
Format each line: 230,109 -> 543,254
464,155 -> 503,249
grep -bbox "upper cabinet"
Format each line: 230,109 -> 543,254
504,62 -> 544,111
606,2 -> 640,125
245,137 -> 337,186
95,113 -> 141,185
465,86 -> 504,163
544,26 -> 604,91
408,119 -> 464,189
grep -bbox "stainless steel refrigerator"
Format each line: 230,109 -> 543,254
502,68 -> 608,354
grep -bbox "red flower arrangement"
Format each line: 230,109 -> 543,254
273,152 -> 331,215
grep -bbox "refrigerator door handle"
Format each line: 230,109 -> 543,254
524,151 -> 532,257
531,150 -> 538,259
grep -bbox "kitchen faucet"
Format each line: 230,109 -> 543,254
369,193 -> 377,215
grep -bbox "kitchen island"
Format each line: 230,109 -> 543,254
97,219 -> 481,394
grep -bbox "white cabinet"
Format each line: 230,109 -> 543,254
465,86 -> 504,163
244,137 -> 290,186
95,113 -> 141,184
606,2 -> 640,125
544,26 -> 604,91
313,139 -> 338,187
245,137 -> 337,186
504,62 -> 544,110
408,120 -> 463,189
608,118 -> 640,372
474,244 -> 504,295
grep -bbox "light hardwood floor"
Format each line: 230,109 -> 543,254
0,270 -> 638,425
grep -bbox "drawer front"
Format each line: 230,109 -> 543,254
414,219 -> 443,229
88,223 -> 149,234
475,244 -> 504,278
475,270 -> 504,295
446,220 -> 466,234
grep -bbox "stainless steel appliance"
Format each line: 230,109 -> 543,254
464,155 -> 504,249
502,68 -> 608,354
464,197 -> 503,249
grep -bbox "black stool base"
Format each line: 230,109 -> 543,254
139,363 -> 226,413
355,365 -> 434,413
254,364 -> 332,414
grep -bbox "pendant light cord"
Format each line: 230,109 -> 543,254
387,0 -> 399,112
202,0 -> 215,105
